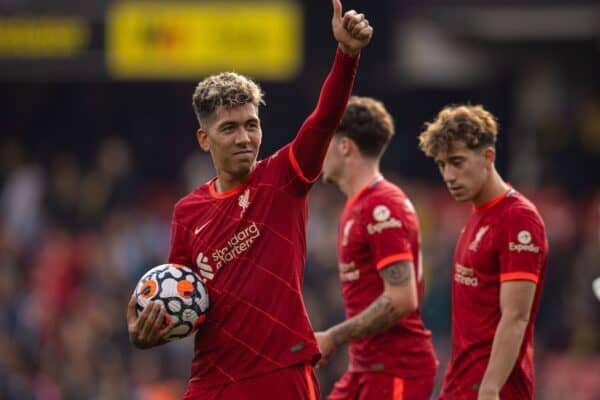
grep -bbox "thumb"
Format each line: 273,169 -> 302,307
331,0 -> 342,21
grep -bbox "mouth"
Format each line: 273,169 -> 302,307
448,186 -> 465,196
233,150 -> 254,158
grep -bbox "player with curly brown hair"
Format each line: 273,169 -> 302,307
419,104 -> 549,400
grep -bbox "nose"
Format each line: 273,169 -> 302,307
234,128 -> 251,145
442,165 -> 456,184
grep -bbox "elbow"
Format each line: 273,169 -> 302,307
389,293 -> 418,319
518,314 -> 530,324
402,296 -> 419,317
502,310 -> 531,326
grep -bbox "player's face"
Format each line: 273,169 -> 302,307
198,103 -> 262,179
322,135 -> 344,184
434,141 -> 491,203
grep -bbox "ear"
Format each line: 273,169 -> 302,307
484,146 -> 496,165
339,136 -> 352,157
197,129 -> 210,152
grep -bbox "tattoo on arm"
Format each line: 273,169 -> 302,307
328,262 -> 415,346
379,261 -> 413,287
330,294 -> 403,346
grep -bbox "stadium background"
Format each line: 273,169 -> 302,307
1,0 -> 598,399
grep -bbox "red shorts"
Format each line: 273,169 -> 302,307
183,363 -> 320,400
327,371 -> 435,400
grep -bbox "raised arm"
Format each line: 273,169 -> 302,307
289,0 -> 373,183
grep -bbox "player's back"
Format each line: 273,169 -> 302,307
441,189 -> 548,399
337,178 -> 438,378
168,144 -> 320,389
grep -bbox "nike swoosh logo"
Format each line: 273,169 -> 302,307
194,220 -> 211,235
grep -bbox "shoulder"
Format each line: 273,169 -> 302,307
497,192 -> 548,247
172,184 -> 210,221
504,192 -> 545,226
260,144 -> 292,168
364,182 -> 412,215
247,144 -> 292,182
357,183 -> 413,227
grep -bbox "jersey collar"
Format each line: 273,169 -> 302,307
345,174 -> 384,209
474,186 -> 514,212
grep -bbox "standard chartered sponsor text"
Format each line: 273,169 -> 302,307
213,222 -> 261,268
455,263 -> 478,287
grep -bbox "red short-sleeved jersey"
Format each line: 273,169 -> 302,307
337,177 -> 438,378
440,189 -> 549,399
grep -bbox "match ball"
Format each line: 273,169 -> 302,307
134,264 -> 209,341
593,277 -> 600,302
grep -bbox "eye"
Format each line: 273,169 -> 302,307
246,121 -> 259,130
221,124 -> 236,133
450,157 -> 463,167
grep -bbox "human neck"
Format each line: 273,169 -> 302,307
214,170 -> 249,193
472,168 -> 509,207
338,159 -> 381,199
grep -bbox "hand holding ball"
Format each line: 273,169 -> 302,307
129,264 -> 210,346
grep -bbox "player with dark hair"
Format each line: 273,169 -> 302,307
316,96 -> 438,399
419,104 -> 549,400
126,1 -> 373,398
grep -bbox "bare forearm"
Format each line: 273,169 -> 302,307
480,316 -> 529,392
329,294 -> 402,346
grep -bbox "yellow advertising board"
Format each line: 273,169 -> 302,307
0,17 -> 89,57
107,2 -> 302,80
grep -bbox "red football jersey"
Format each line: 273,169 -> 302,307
168,50 -> 358,390
337,177 -> 438,378
440,189 -> 549,399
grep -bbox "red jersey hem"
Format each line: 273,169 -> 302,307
349,363 -> 438,378
376,253 -> 413,271
500,271 -> 539,283
187,355 -> 320,390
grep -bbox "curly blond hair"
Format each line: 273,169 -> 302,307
418,104 -> 498,157
192,72 -> 265,128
